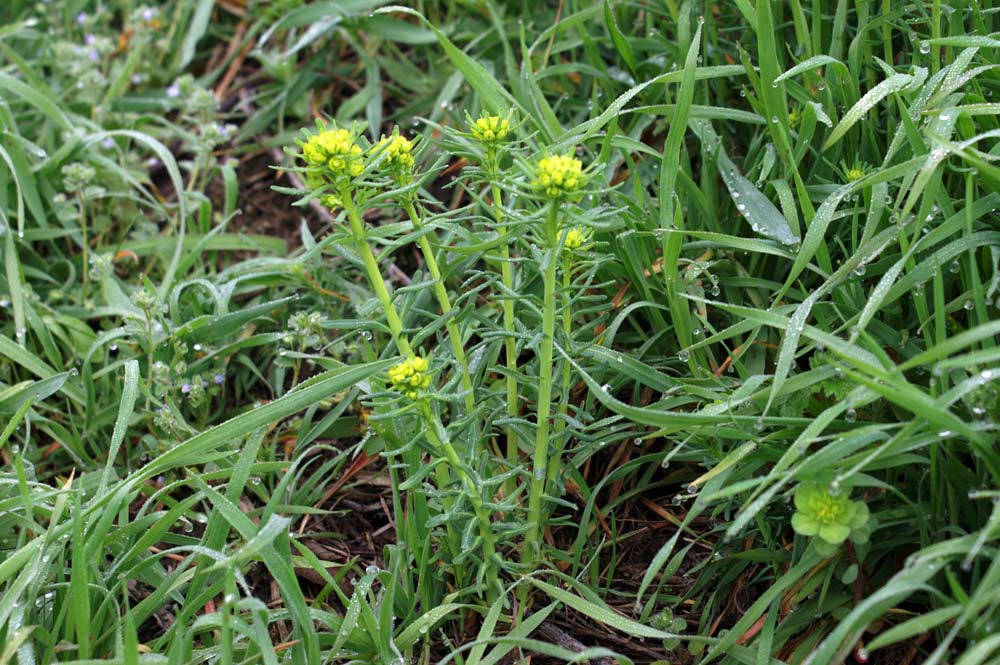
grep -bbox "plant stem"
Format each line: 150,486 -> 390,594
491,182 -> 520,489
404,200 -> 475,414
420,401 -> 498,601
547,252 -> 573,488
341,189 -> 412,357
522,204 -> 560,564
78,194 -> 90,296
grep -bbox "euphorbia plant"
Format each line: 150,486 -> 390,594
280,116 -> 604,606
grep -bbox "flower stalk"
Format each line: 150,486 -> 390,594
492,183 -> 521,483
523,202 -> 561,563
403,200 -> 476,414
340,188 -> 412,357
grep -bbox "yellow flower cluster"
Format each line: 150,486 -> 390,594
564,227 -> 586,251
470,114 -> 511,144
319,193 -> 342,211
388,355 -> 433,400
375,134 -> 415,170
846,166 -> 865,182
535,153 -> 583,199
301,127 -> 364,178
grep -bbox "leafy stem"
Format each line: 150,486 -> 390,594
491,182 -> 521,489
522,202 -> 560,565
419,399 -> 499,602
404,199 -> 475,414
340,187 -> 412,357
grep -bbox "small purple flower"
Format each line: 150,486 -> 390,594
201,380 -> 209,388
131,74 -> 143,85
213,373 -> 225,385
166,84 -> 180,98
76,12 -> 87,25
181,383 -> 192,394
87,49 -> 99,62
85,34 -> 96,45
142,8 -> 156,21
101,137 -> 115,149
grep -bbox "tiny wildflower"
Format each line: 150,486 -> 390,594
300,125 -> 365,180
213,372 -> 225,385
791,482 -> 870,548
373,132 -> 415,184
787,107 -> 800,129
319,193 -> 343,211
375,134 -> 414,168
846,166 -> 865,182
534,153 -> 584,200
469,112 -> 511,145
563,227 -> 587,252
388,355 -> 433,400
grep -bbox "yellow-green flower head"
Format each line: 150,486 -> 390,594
470,113 -> 511,144
846,166 -> 865,182
563,227 -> 587,252
319,193 -> 342,211
374,133 -> 415,186
791,483 -> 870,546
535,153 -> 584,200
301,126 -> 365,179
388,355 -> 433,400
375,134 -> 415,168
787,107 -> 800,129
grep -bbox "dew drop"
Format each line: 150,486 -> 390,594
919,40 -> 931,54
365,564 -> 379,576
677,349 -> 690,362
845,408 -> 857,423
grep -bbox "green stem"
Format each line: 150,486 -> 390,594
144,310 -> 156,406
78,194 -> 90,296
341,189 -> 412,357
547,253 -> 573,488
522,204 -> 560,564
491,183 -> 520,489
420,401 -> 499,601
404,200 -> 476,414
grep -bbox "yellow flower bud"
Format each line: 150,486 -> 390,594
388,355 -> 433,400
534,153 -> 585,200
